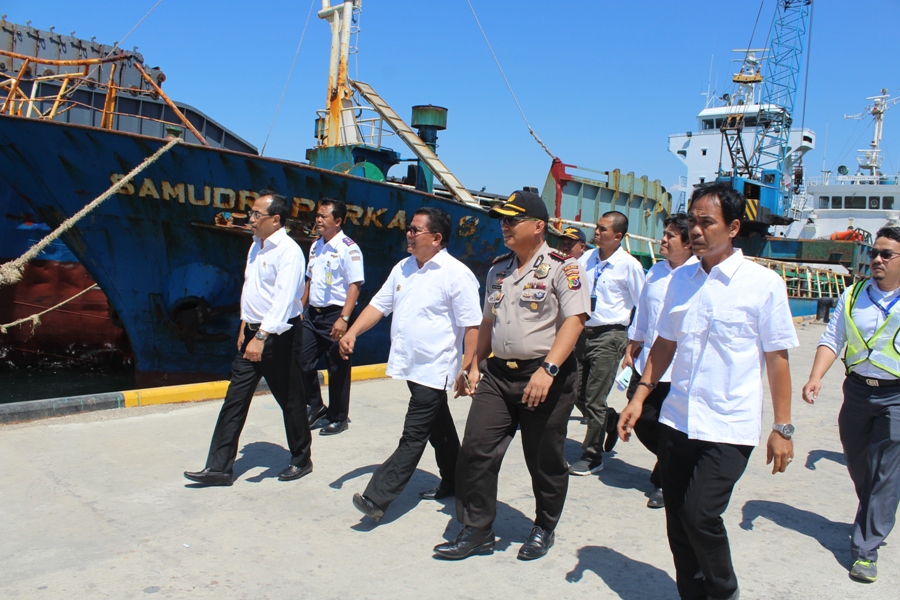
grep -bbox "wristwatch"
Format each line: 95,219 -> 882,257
254,330 -> 269,341
541,361 -> 559,377
340,315 -> 350,323
772,423 -> 794,440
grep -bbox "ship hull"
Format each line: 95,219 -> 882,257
0,116 -> 502,386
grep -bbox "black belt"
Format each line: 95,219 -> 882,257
310,305 -> 342,314
584,324 -> 628,335
848,371 -> 900,388
246,322 -> 261,332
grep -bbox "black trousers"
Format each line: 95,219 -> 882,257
363,381 -> 460,510
659,425 -> 753,600
626,367 -> 672,488
205,318 -> 311,475
456,354 -> 577,531
297,305 -> 352,422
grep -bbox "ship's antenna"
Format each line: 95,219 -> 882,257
261,0 -> 316,156
702,53 -> 715,108
466,0 -> 555,159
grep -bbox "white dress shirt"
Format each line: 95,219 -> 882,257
656,249 -> 799,446
579,246 -> 645,327
306,230 -> 365,308
369,249 -> 482,390
628,255 -> 699,381
240,227 -> 305,334
818,281 -> 900,379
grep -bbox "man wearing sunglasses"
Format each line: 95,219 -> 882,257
298,198 -> 364,436
434,190 -> 590,561
185,190 -> 312,486
802,227 -> 900,584
340,207 -> 481,523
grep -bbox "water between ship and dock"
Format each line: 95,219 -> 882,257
0,321 -> 894,598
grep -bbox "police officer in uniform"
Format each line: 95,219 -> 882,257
433,190 -> 590,561
298,198 -> 364,436
803,226 -> 900,584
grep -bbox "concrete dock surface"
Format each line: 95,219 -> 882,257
0,322 -> 895,599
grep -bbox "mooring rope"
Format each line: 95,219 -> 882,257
0,135 -> 181,287
0,284 -> 98,334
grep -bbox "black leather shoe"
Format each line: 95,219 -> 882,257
307,404 -> 327,427
320,419 -> 349,436
420,483 -> 455,500
517,525 -> 555,560
604,407 -> 619,452
352,493 -> 384,522
184,468 -> 232,486
433,526 -> 496,560
278,462 -> 313,481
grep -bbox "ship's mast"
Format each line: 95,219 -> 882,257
318,0 -> 361,147
845,89 -> 899,177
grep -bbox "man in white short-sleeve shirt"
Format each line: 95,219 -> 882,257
339,207 -> 481,523
297,198 -> 365,436
618,183 -> 798,600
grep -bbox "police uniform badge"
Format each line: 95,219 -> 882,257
535,263 -> 550,279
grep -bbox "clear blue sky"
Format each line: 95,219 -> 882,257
8,0 -> 900,195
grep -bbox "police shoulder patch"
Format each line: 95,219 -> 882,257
492,251 -> 514,264
342,237 -> 356,246
549,251 -> 570,262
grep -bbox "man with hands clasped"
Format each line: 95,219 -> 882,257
802,226 -> 900,584
433,190 -> 589,562
617,183 -> 798,600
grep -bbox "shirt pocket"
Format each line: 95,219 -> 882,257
708,308 -> 755,365
518,288 -> 550,321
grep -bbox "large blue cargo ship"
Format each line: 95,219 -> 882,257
0,1 -> 673,387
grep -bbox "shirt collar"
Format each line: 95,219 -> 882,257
694,248 -> 743,281
255,227 -> 287,248
321,229 -> 345,250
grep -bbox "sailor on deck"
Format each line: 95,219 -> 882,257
802,226 -> 900,584
184,190 -> 312,486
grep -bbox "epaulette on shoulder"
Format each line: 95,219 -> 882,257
342,237 -> 356,246
549,250 -> 570,262
492,251 -> 514,264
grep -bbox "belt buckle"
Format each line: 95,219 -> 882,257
866,378 -> 880,387
506,360 -> 518,369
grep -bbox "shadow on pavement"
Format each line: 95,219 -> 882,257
805,449 -> 846,471
566,545 -> 678,599
739,499 -> 851,567
232,441 -> 291,481
328,464 -> 378,489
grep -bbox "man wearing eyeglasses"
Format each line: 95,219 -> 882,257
433,190 -> 590,562
185,190 -> 312,486
568,211 -> 645,477
339,207 -> 481,523
298,198 -> 364,436
802,227 -> 900,584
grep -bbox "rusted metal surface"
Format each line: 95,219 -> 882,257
133,64 -> 209,147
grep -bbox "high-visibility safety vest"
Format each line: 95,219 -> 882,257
843,281 -> 900,377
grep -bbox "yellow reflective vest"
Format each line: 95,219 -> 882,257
843,281 -> 900,377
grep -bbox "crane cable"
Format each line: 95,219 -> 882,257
261,0 -> 317,156
466,0 -> 555,159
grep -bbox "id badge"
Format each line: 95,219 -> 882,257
590,295 -> 597,313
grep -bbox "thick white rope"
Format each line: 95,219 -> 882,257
1,284 -> 98,334
0,136 -> 181,287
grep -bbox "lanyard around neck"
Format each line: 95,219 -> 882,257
866,286 -> 900,319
